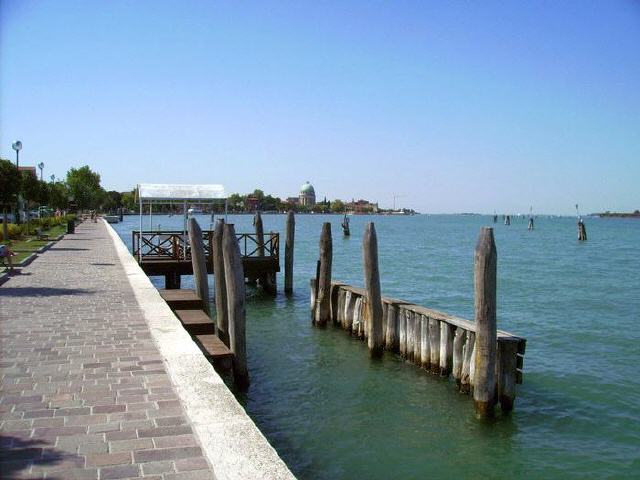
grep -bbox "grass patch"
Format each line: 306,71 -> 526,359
1,224 -> 67,269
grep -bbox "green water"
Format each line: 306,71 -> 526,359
116,214 -> 640,479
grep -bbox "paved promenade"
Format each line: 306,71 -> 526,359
1,221 -> 214,480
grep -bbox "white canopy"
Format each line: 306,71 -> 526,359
138,183 -> 226,201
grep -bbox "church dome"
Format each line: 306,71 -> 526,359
300,181 -> 315,196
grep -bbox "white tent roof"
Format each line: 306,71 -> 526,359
138,183 -> 226,201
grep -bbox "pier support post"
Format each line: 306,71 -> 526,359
285,210 -> 295,294
473,227 -> 498,419
223,223 -> 249,388
187,218 -> 211,316
212,220 -> 228,346
165,272 -> 181,289
314,222 -> 332,326
363,223 -> 383,357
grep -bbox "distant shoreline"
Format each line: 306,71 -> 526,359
595,211 -> 640,218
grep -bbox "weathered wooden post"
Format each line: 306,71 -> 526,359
497,337 -> 519,413
212,219 -> 228,346
187,218 -> 211,315
285,210 -> 295,294
254,210 -> 265,257
363,223 -> 383,357
223,223 -> 249,388
473,227 -> 498,419
314,222 -> 332,326
578,219 -> 587,241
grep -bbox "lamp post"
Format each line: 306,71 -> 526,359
12,141 -> 22,224
38,162 -> 44,181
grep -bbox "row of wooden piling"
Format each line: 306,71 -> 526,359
311,222 -> 526,418
187,217 -> 248,388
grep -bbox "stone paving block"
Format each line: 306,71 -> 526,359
0,222 -> 215,480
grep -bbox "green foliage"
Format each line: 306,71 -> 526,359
0,158 -> 20,206
331,199 -> 345,213
0,214 -> 75,242
66,165 -> 104,210
121,189 -> 137,211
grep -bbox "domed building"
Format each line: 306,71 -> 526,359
299,181 -> 316,206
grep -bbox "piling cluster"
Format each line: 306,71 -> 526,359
311,223 -> 526,419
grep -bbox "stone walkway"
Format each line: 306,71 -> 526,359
0,221 -> 214,480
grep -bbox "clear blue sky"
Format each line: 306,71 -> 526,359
1,1 -> 639,214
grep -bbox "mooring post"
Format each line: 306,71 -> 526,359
285,210 -> 295,294
473,227 -> 498,419
578,219 -> 587,241
363,223 -> 383,357
187,218 -> 211,316
254,210 -> 265,257
222,223 -> 249,388
212,219 -> 228,346
314,222 -> 332,326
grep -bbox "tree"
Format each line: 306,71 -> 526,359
331,199 -> 345,213
66,165 -> 103,210
228,193 -> 245,212
103,191 -> 122,212
121,189 -> 137,212
0,158 -> 20,238
48,182 -> 69,210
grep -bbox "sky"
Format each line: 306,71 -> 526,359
1,0 -> 639,214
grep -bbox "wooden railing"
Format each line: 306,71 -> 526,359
132,230 -> 279,261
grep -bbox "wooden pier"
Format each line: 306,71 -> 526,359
132,230 -> 280,290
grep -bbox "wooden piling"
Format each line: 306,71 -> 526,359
578,219 -> 587,241
314,222 -> 332,326
460,331 -> 475,393
439,322 -> 453,376
413,313 -> 422,366
222,223 -> 249,388
385,303 -> 399,351
406,310 -> 415,362
363,223 -> 384,356
420,315 -> 430,370
254,211 -> 265,257
452,327 -> 465,385
497,337 -> 519,413
187,218 -> 210,316
473,227 -> 498,419
285,210 -> 295,294
164,271 -> 181,290
399,308 -> 407,357
212,220 -> 229,346
428,318 -> 440,374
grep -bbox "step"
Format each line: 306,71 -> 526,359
194,334 -> 233,360
175,309 -> 215,336
158,289 -> 204,310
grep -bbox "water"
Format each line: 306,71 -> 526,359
114,214 -> 640,479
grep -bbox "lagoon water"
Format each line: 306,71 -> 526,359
115,214 -> 640,479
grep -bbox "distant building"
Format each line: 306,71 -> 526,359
285,197 -> 299,206
346,199 -> 379,214
18,166 -> 37,178
299,181 -> 316,206
244,195 -> 260,212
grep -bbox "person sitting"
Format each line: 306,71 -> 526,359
0,244 -> 16,273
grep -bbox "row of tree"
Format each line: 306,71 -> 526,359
0,160 -> 119,221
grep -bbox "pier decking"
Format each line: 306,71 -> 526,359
0,221 -> 293,479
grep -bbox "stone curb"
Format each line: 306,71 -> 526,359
103,220 -> 296,480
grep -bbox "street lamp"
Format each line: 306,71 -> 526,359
12,141 -> 22,224
38,162 -> 44,181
